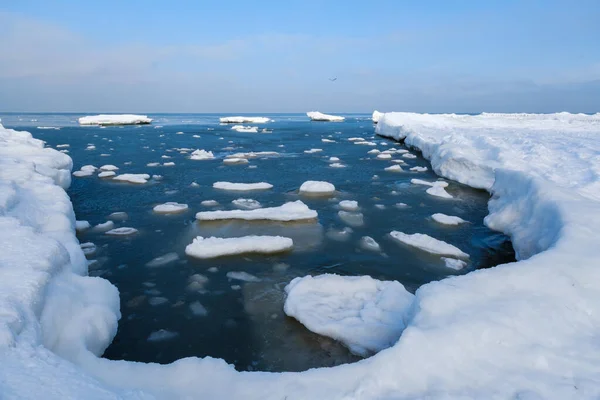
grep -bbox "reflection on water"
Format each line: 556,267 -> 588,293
3,113 -> 516,372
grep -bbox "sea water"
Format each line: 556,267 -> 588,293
1,113 -> 515,372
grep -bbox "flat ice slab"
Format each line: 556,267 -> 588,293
390,231 -> 469,258
307,111 -> 345,122
231,125 -> 258,133
411,179 -> 453,199
213,181 -> 273,191
219,116 -> 271,124
105,227 -> 138,236
196,200 -> 317,222
185,235 -> 293,258
153,202 -> 189,213
284,274 -> 414,356
113,173 -> 150,184
78,114 -> 152,126
299,180 -> 336,195
431,213 -> 467,225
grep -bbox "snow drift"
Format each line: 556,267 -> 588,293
2,111 -> 600,399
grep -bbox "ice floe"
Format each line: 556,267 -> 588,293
196,200 -> 316,222
113,173 -> 151,184
78,114 -> 152,126
231,198 -> 262,210
185,235 -> 293,258
284,274 -> 414,356
145,252 -> 180,267
231,125 -> 259,133
307,111 -> 345,122
105,227 -> 138,236
98,171 -> 116,178
299,180 -> 335,195
153,202 -> 189,214
213,181 -> 273,191
441,257 -> 467,270
190,149 -> 215,160
338,200 -> 359,211
219,116 -> 270,124
389,231 -> 469,258
431,213 -> 467,225
411,178 -> 453,199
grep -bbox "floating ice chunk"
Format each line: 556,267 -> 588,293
348,137 -> 363,141
442,257 -> 468,270
99,165 -> 119,171
395,202 -> 408,208
98,171 -> 116,178
431,213 -> 467,225
152,175 -> 162,180
38,126 -> 60,130
307,111 -> 344,122
355,141 -> 377,146
304,148 -> 323,154
410,166 -> 428,172
329,157 -> 340,162
376,153 -> 392,160
339,200 -> 359,211
113,173 -> 150,184
153,202 -> 189,214
190,149 -> 215,160
368,149 -> 381,154
385,165 -> 403,172
226,271 -> 261,282
187,274 -> 209,292
201,200 -> 219,207
108,212 -> 128,220
190,182 -> 200,187
338,211 -> 364,227
80,242 -> 97,257
146,252 -> 180,267
232,198 -> 262,210
72,170 -> 94,177
321,138 -> 336,143
372,110 -> 384,123
185,235 -> 293,259
147,329 -> 178,341
147,162 -> 160,167
330,163 -> 346,168
75,220 -> 90,231
411,179 -> 453,199
231,285 -> 241,290
374,204 -> 386,210
196,200 -> 316,222
163,162 -> 175,167
360,236 -> 381,252
231,125 -> 259,133
223,157 -> 249,165
213,182 -> 273,191
85,145 -> 96,151
226,151 -> 279,159
299,180 -> 335,195
79,114 -> 152,126
389,231 -> 469,258
105,227 -> 138,236
189,301 -> 208,317
93,221 -> 115,232
161,155 -> 171,159
403,153 -> 417,159
56,144 -> 70,148
326,227 -> 353,241
284,274 -> 414,356
219,116 -> 271,124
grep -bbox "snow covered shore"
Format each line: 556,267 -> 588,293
78,114 -> 152,126
2,112 -> 600,399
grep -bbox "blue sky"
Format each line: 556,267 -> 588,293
1,0 -> 599,113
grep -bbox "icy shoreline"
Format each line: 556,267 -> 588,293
2,112 -> 600,399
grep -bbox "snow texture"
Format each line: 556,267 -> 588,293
284,274 -> 414,356
196,200 -> 317,222
78,114 -> 152,125
185,235 -> 293,259
307,111 -> 345,122
372,110 -> 384,123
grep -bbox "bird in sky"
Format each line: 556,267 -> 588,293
329,77 -> 337,82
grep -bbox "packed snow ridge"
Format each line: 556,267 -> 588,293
219,116 -> 271,124
284,274 -> 414,356
185,235 -> 293,258
78,114 -> 152,126
306,111 -> 345,122
196,200 -> 317,222
3,112 -> 600,399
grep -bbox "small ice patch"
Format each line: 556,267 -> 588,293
410,166 -> 428,172
339,200 -> 359,211
185,235 -> 293,258
307,111 -> 344,122
322,138 -> 336,143
411,179 -> 453,199
213,182 -> 273,191
220,116 -> 270,124
431,213 -> 467,225
326,227 -> 353,242
359,236 -> 381,252
231,125 -> 259,133
328,157 -> 340,162
304,148 -> 323,154
93,221 -> 115,232
338,211 -> 364,227
442,257 -> 467,271
190,149 -> 215,160
163,162 -> 175,167
147,162 -> 160,167
113,174 -> 150,184
232,198 -> 262,210
98,171 -> 116,178
330,163 -> 346,168
108,212 -> 128,220
376,153 -> 392,160
99,165 -> 119,171
385,165 -> 403,172
403,153 -> 417,159
201,200 -> 219,207
153,202 -> 189,214
189,301 -> 208,317
226,271 -> 261,282
80,242 -> 97,257
389,231 -> 469,259
146,252 -> 180,267
148,297 -> 169,306
299,181 -> 335,195
106,227 -> 138,236
223,158 -> 249,165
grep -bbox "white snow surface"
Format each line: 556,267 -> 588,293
78,114 -> 152,126
219,116 -> 271,124
306,111 -> 345,122
3,113 -> 600,399
196,200 -> 317,222
230,125 -> 259,133
284,274 -> 414,356
185,235 -> 293,259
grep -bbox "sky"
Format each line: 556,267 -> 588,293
1,0 -> 599,113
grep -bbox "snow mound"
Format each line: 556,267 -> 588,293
219,116 -> 271,124
153,202 -> 189,214
78,114 -> 152,126
196,200 -> 317,222
284,274 -> 414,356
185,235 -> 293,258
190,149 -> 215,160
307,111 -> 345,122
299,180 -> 335,195
213,181 -> 273,191
431,213 -> 467,225
113,173 -> 150,184
389,231 -> 469,258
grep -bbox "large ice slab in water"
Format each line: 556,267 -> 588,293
185,235 -> 293,258
306,111 -> 345,122
219,116 -> 271,124
389,231 -> 469,259
284,274 -> 414,356
78,114 -> 152,126
196,200 -> 317,222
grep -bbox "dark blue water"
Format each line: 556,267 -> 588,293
1,113 -> 515,372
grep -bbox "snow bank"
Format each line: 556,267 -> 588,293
78,114 -> 152,126
185,235 -> 293,258
284,274 -> 414,356
196,200 -> 317,222
307,111 -> 345,122
219,116 -> 271,124
213,181 -> 273,191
